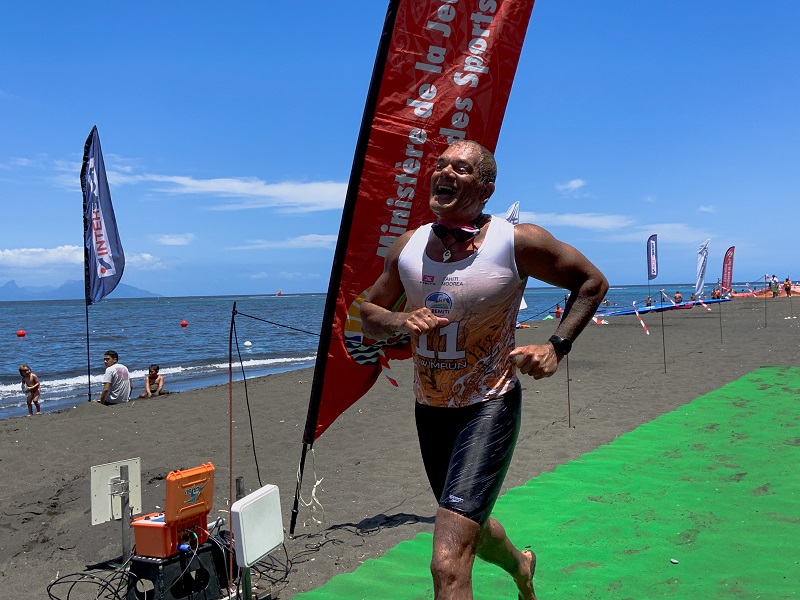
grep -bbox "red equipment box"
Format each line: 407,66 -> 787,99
132,463 -> 215,558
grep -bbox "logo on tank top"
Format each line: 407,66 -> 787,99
422,274 -> 435,284
424,291 -> 453,316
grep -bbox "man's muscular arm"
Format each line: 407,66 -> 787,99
360,231 -> 448,340
510,223 -> 608,379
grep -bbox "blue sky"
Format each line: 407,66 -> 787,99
1,1 -> 797,296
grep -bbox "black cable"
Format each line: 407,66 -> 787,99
47,556 -> 133,600
231,316 -> 263,488
234,309 -> 324,339
250,542 -> 293,590
518,299 -> 562,324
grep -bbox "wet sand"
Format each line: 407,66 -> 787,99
1,295 -> 798,598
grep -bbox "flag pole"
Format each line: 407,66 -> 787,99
659,290 -> 667,374
289,0 -> 400,537
717,278 -> 723,345
82,139 -> 94,403
81,125 -> 125,399
85,302 -> 92,401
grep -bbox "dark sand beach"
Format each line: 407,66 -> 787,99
1,296 -> 798,598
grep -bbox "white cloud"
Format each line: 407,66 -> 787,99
279,271 -> 322,280
555,179 -> 586,194
46,153 -> 347,213
154,233 -> 196,246
142,176 -> 346,213
698,205 -> 715,213
608,222 -> 714,244
0,246 -> 167,272
10,157 -> 35,168
517,210 -> 713,245
126,253 -> 168,270
104,154 -> 140,174
0,156 -> 43,170
0,245 -> 82,266
230,234 -> 338,250
521,211 -> 635,231
249,271 -> 270,279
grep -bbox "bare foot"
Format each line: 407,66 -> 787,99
516,548 -> 537,600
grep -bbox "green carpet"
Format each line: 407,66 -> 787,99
296,366 -> 800,599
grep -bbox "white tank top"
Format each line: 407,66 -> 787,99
398,217 -> 526,407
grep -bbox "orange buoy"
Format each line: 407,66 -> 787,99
17,329 -> 26,337
180,320 -> 188,328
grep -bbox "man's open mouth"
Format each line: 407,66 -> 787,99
435,185 -> 457,197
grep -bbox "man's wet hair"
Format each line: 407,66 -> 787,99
449,140 -> 497,185
149,364 -> 160,372
105,350 -> 118,361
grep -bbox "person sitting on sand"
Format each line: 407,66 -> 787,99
100,350 -> 131,405
19,364 -> 41,416
674,291 -> 683,303
139,364 -> 169,398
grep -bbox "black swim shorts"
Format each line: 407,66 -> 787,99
414,381 -> 521,525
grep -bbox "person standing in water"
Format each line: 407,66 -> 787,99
19,364 -> 41,416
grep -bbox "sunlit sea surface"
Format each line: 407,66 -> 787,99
0,283 -> 753,419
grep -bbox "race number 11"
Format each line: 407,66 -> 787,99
416,321 -> 465,360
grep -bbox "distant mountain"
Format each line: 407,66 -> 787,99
0,280 -> 160,301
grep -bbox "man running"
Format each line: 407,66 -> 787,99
361,140 -> 608,599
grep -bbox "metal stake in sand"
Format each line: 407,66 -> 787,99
108,465 -> 132,563
235,477 -> 253,600
717,279 -> 724,345
659,290 -> 668,374
565,355 -> 573,429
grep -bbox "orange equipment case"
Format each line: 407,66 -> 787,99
131,462 -> 215,558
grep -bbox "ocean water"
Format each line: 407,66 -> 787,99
1,294 -> 323,419
0,282 -> 742,419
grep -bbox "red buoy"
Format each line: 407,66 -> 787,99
17,329 -> 26,337
180,320 -> 188,328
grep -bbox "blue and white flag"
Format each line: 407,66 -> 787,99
504,201 -> 520,225
695,239 -> 710,297
647,234 -> 658,280
81,126 -> 124,304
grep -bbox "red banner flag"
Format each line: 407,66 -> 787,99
721,246 -> 735,292
303,1 -> 536,443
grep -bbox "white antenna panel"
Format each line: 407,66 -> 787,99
90,458 -> 142,525
230,484 -> 283,567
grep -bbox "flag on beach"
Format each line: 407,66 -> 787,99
721,246 -> 735,292
696,239 -> 710,297
505,201 -> 520,225
301,0 -> 536,443
81,126 -> 124,305
647,234 -> 658,280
